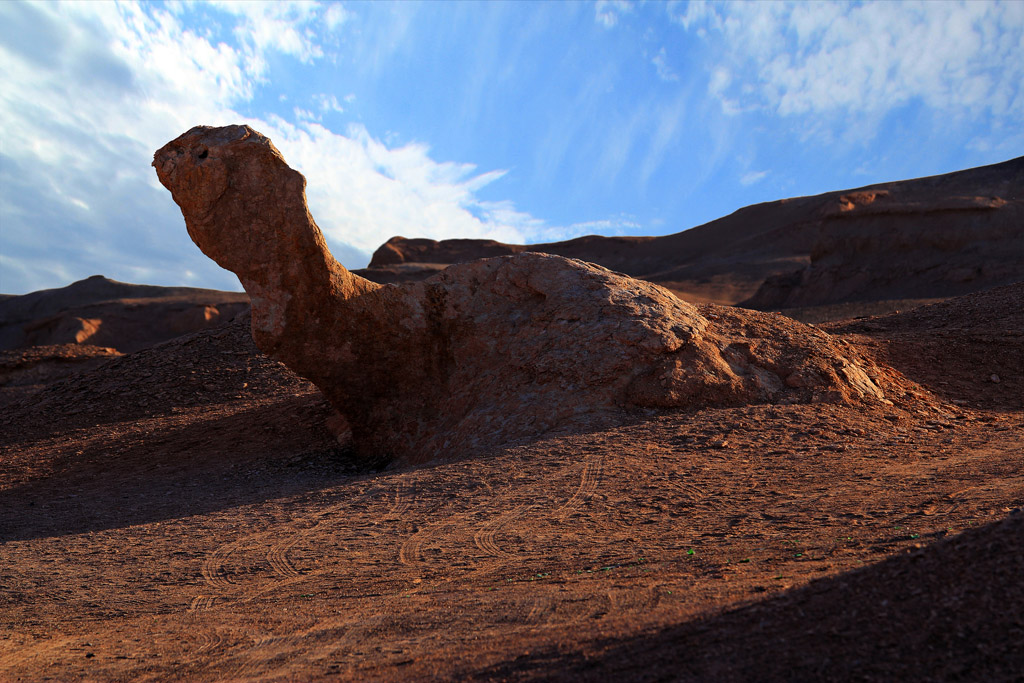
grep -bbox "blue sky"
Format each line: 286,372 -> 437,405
1,0 -> 1022,294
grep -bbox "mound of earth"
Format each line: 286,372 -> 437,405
0,312 -> 326,446
0,274 -> 249,354
357,156 -> 1024,310
743,190 -> 1024,309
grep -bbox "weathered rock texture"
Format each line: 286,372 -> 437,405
154,125 -> 891,464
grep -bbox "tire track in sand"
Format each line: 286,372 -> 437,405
194,478 -> 406,609
473,505 -> 534,556
265,532 -> 305,579
555,452 -> 603,519
398,508 -> 476,565
200,538 -> 245,591
405,453 -> 606,565
188,594 -> 217,613
265,479 -> 413,580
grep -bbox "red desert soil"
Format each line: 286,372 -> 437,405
0,282 -> 1021,681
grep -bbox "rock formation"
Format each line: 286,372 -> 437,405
154,125 -> 890,464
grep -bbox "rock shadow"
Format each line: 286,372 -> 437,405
475,512 -> 1024,682
0,394 -> 374,542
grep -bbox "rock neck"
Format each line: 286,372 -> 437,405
238,208 -> 377,361
153,124 -> 380,366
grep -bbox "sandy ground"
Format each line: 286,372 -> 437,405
1,285 -> 1022,681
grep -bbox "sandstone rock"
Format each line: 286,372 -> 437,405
154,125 -> 891,464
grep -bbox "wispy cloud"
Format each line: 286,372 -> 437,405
676,1 -> 1024,141
207,0 -> 327,65
0,1 -> 560,293
652,47 -> 679,82
594,0 -> 633,28
313,93 -> 348,114
740,170 -> 768,186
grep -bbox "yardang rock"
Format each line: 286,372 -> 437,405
154,125 -> 889,464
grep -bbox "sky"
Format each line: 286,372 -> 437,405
1,0 -> 1022,295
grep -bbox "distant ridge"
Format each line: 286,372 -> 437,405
355,156 -> 1024,308
0,275 -> 248,353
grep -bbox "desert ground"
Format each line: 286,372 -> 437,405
2,147 -> 1022,681
1,278 -> 1021,681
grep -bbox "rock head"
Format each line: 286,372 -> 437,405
155,125 -> 889,464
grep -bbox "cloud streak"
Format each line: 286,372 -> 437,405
0,1 -> 562,293
675,1 -> 1024,140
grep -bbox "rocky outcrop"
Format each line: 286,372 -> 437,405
369,237 -> 524,267
155,125 -> 893,464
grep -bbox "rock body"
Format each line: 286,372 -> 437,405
154,125 -> 889,464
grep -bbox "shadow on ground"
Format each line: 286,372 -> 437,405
0,395 -> 369,542
477,512 -> 1024,682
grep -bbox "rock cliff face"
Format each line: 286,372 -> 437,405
155,125 -> 892,464
741,189 -> 1024,309
357,157 -> 1024,309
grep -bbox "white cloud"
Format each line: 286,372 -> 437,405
677,1 -> 1024,134
209,0 -> 326,64
0,1 -> 564,293
667,0 -> 718,32
267,120 -> 532,252
323,3 -> 351,30
313,93 -> 346,114
652,47 -> 679,82
708,67 -> 730,97
740,170 -> 768,186
595,0 -> 633,29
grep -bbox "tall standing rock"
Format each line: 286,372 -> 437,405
154,125 -> 889,464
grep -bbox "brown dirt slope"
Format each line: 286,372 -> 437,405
480,510 -> 1024,682
824,282 -> 1023,411
357,156 -> 1024,307
0,285 -> 1020,681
